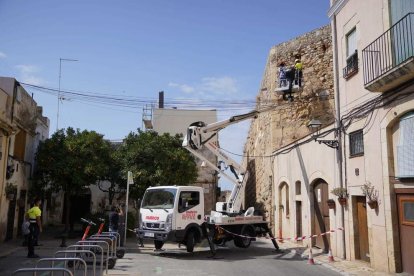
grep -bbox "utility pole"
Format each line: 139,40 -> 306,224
124,171 -> 134,244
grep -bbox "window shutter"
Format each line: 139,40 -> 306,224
397,112 -> 414,178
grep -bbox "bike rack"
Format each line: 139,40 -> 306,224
55,250 -> 96,276
36,257 -> 87,276
88,236 -> 116,259
99,232 -> 125,258
12,267 -> 74,275
101,232 -> 121,248
76,240 -> 110,273
66,244 -> 103,276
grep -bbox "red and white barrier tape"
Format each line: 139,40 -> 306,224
217,226 -> 344,241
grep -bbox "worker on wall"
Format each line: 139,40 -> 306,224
294,58 -> 303,87
278,62 -> 287,87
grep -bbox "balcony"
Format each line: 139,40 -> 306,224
362,13 -> 414,92
343,51 -> 358,79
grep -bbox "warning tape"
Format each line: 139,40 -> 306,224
217,226 -> 344,241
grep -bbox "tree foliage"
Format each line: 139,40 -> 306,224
97,143 -> 125,205
117,130 -> 198,200
33,128 -> 112,229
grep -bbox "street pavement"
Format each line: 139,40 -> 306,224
0,226 -> 400,276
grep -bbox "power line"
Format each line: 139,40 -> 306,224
21,82 -> 260,111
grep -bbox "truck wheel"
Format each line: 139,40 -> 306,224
116,249 -> 125,258
234,225 -> 255,248
108,258 -> 116,269
186,231 -> 195,253
154,240 -> 164,250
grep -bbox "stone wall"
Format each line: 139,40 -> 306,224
243,25 -> 335,231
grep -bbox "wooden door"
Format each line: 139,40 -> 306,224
355,196 -> 370,262
397,194 -> 414,274
313,181 -> 330,252
5,197 -> 17,240
296,201 -> 302,242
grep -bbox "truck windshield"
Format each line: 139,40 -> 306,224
141,188 -> 176,209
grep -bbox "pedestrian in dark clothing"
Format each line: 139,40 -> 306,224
108,206 -> 119,232
118,204 -> 125,247
27,197 -> 42,258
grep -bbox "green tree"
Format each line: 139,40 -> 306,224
118,130 -> 198,200
33,128 -> 112,231
97,143 -> 125,205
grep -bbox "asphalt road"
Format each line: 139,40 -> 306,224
114,239 -> 340,276
0,237 -> 340,276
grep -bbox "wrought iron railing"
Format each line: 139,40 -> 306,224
362,13 -> 414,85
343,51 -> 358,79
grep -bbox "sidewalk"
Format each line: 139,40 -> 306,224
0,226 -> 138,275
274,239 -> 398,276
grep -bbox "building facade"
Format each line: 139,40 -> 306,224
243,25 -> 335,237
244,1 -> 414,274
329,0 -> 414,273
0,77 -> 50,241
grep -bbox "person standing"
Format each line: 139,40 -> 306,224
278,62 -> 287,87
118,204 -> 125,247
27,197 -> 42,258
108,206 -> 119,233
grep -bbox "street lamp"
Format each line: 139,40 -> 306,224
307,119 -> 339,149
57,58 -> 78,131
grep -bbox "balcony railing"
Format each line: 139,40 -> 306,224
362,13 -> 414,86
343,51 -> 358,79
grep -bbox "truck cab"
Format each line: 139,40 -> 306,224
138,186 -> 205,252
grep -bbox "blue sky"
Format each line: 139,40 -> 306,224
0,0 -> 330,189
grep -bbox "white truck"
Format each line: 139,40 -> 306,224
137,108 -> 279,254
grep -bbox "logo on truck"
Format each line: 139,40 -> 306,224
146,216 -> 159,220
182,210 -> 197,220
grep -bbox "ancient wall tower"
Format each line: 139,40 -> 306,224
243,25 -> 335,230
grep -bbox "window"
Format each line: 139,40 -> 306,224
346,28 -> 357,57
285,185 -> 290,218
397,112 -> 414,178
349,130 -> 364,156
295,181 -> 301,195
141,188 -> 176,209
400,196 -> 414,226
178,191 -> 200,213
14,130 -> 27,161
343,28 -> 358,78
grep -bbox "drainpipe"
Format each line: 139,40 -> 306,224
331,14 -> 346,260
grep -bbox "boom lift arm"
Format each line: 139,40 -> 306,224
182,107 -> 273,214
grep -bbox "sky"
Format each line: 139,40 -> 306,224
0,0 -> 330,190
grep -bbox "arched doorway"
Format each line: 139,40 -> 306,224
312,179 -> 330,252
278,182 -> 290,239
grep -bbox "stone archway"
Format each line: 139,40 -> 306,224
278,182 -> 290,240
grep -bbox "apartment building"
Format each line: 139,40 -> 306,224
329,0 -> 414,273
0,77 -> 50,242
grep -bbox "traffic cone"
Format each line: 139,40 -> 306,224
328,248 -> 335,262
308,248 -> 315,265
